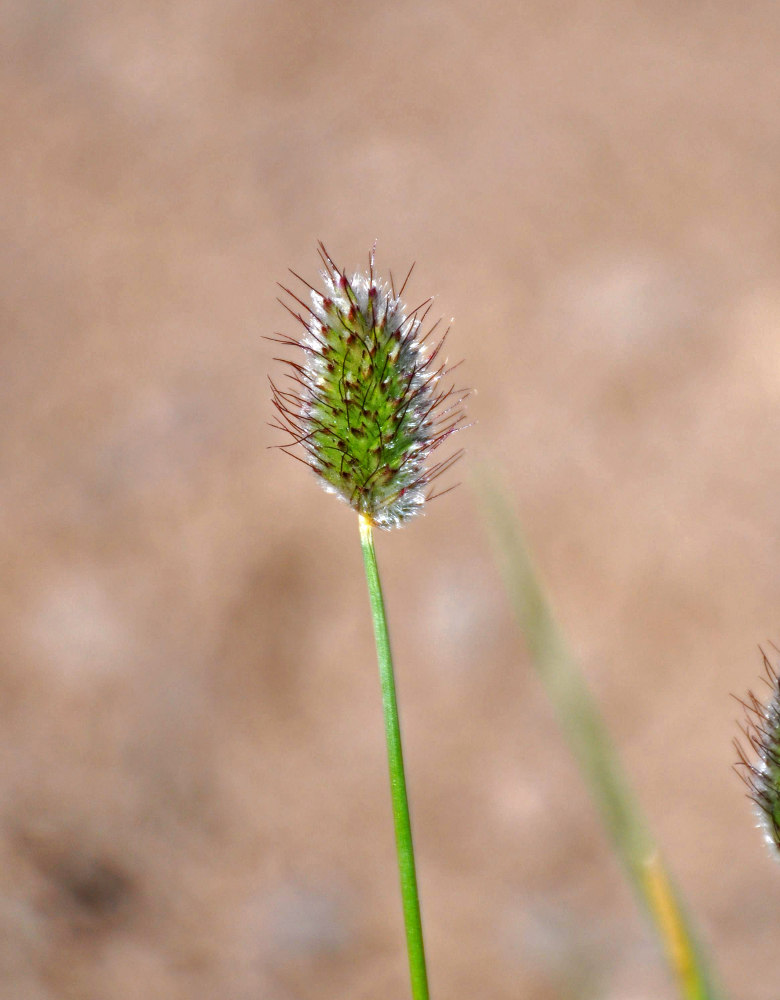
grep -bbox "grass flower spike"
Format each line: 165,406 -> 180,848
735,651 -> 780,859
269,243 -> 468,528
270,244 -> 469,1000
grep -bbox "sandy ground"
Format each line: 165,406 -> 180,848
2,1 -> 780,998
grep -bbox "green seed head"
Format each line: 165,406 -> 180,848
269,244 -> 469,529
735,651 -> 780,859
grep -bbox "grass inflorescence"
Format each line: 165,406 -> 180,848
268,243 -> 469,528
734,650 -> 780,858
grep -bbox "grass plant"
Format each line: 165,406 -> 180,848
270,244 -> 468,999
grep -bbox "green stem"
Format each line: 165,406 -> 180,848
358,514 -> 430,1000
481,479 -> 724,1000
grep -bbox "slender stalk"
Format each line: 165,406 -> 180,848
358,513 -> 430,1000
481,480 -> 724,1000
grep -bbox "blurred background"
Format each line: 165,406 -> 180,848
2,1 -> 780,997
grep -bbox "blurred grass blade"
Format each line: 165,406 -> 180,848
482,480 -> 723,1000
